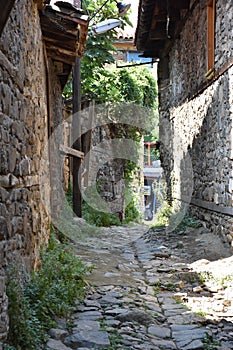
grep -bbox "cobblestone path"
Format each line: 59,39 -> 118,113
47,224 -> 233,350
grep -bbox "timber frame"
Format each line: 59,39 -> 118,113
40,1 -> 89,88
135,0 -> 190,58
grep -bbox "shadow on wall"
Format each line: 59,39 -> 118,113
187,69 -> 232,238
159,69 -> 232,238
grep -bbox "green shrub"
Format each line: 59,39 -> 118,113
124,197 -> 141,224
6,266 -> 47,350
82,201 -> 121,227
152,201 -> 173,227
175,215 -> 202,231
6,234 -> 91,350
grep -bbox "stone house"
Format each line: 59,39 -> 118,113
136,1 -> 233,244
0,0 -> 88,340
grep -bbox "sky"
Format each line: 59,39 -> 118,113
128,0 -> 139,28
120,0 -> 139,38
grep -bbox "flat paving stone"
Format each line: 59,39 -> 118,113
72,320 -> 100,331
148,325 -> 171,338
115,310 -> 158,326
64,330 -> 110,348
50,224 -> 232,350
48,328 -> 69,340
105,307 -> 128,315
181,339 -> 204,350
74,311 -> 102,321
151,338 -> 177,349
47,339 -> 73,350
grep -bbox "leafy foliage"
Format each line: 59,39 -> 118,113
63,0 -> 158,223
124,195 -> 141,224
152,201 -> 173,227
63,0 -> 131,100
82,65 -> 158,108
82,200 -> 121,227
6,234 -> 91,350
175,215 -> 202,232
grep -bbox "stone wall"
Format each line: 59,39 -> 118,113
85,122 -> 126,219
80,104 -> 143,220
159,0 -> 233,245
0,0 -> 65,340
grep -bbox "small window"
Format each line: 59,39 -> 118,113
206,0 -> 216,80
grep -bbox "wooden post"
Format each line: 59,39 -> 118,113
82,100 -> 94,188
148,143 -> 151,166
207,0 -> 215,74
72,57 -> 82,217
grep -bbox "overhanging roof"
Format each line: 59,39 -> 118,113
40,1 -> 89,87
135,0 -> 190,58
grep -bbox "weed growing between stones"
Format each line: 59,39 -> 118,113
5,234 -> 91,350
100,319 -> 124,350
198,271 -> 233,290
203,333 -> 221,350
196,310 -> 207,317
153,281 -> 162,295
108,331 -> 123,348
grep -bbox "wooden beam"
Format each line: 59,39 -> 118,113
45,50 -> 76,65
59,144 -> 84,159
43,34 -> 77,48
152,11 -> 181,23
171,0 -> 190,9
150,28 -> 167,40
72,57 -> 82,217
207,0 -> 215,72
45,43 -> 78,56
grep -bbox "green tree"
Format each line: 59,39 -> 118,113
63,0 -> 159,223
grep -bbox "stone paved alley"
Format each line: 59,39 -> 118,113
47,223 -> 233,350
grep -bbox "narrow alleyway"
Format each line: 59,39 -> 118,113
47,224 -> 233,350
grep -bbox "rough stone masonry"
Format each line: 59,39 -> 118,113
158,0 -> 233,245
0,0 -> 66,339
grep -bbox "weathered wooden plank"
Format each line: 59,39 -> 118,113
207,0 -> 215,72
42,30 -> 77,41
59,144 -> 84,159
72,57 -> 82,217
43,36 -> 77,51
191,198 -> 233,216
152,10 -> 181,24
40,6 -> 88,65
172,0 -> 190,9
40,16 -> 78,36
150,28 -> 167,40
175,196 -> 233,216
45,43 -> 78,57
